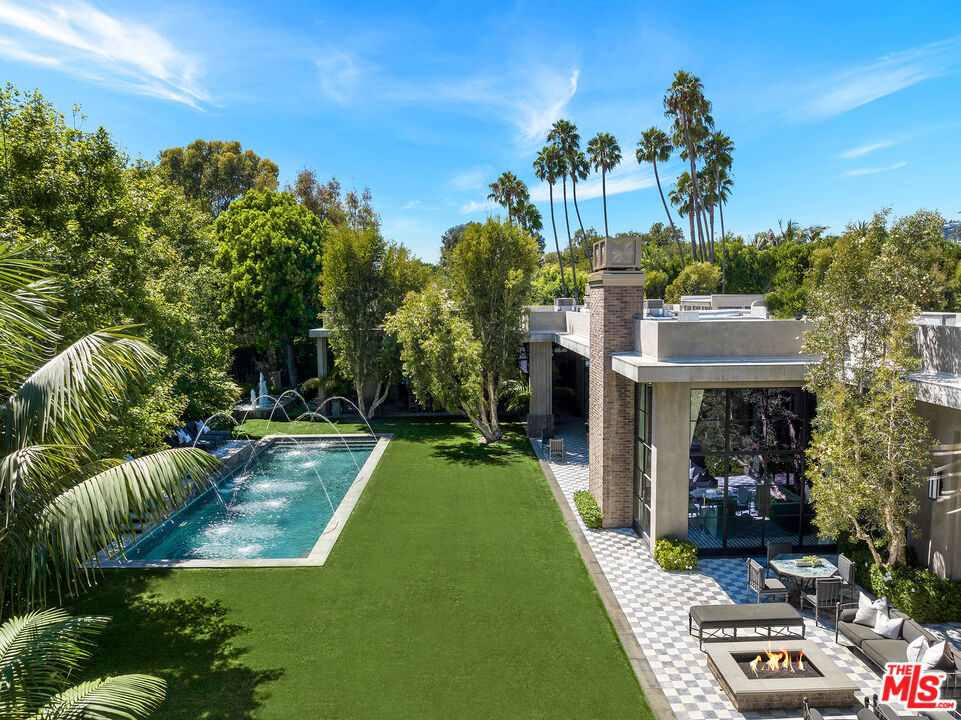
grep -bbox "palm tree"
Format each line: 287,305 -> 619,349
0,244 -> 219,610
547,120 -> 582,300
703,130 -> 734,268
567,150 -> 592,269
487,171 -> 528,223
533,144 -> 570,298
713,167 -> 733,291
587,132 -> 621,239
515,198 -> 543,234
636,126 -> 684,267
664,70 -> 712,260
0,609 -> 165,718
668,171 -> 696,261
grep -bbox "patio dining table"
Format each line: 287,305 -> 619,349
770,553 -> 838,602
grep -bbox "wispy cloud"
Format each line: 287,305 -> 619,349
0,0 -> 207,107
401,200 -> 421,210
529,163 -> 658,203
460,199 -> 489,214
450,167 -> 489,191
840,161 -> 907,178
796,35 -> 961,121
313,46 -> 579,145
839,139 -> 893,158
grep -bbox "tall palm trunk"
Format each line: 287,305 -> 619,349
708,204 -> 716,264
561,177 -> 579,302
683,115 -> 709,258
687,194 -> 697,261
601,168 -> 610,238
652,159 -> 684,268
548,183 -> 569,298
720,199 -> 728,293
571,178 -> 592,271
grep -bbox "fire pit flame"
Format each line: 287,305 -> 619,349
751,649 -> 803,677
749,655 -> 761,676
799,650 -> 804,671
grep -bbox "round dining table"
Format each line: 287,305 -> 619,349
770,553 -> 838,601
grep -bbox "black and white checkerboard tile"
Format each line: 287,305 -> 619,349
532,421 -> 961,720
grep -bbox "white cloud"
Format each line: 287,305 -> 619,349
449,167 -> 489,191
796,36 -> 961,121
0,0 -> 207,107
460,199 -> 489,214
838,139 -> 893,158
529,163 -> 658,203
840,161 -> 907,178
401,200 -> 421,210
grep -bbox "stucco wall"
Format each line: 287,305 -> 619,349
635,318 -> 809,360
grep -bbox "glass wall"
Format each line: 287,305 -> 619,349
687,387 -> 829,554
633,383 -> 653,542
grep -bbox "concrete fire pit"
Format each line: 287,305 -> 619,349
706,640 -> 858,711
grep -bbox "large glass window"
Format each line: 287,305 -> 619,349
688,387 -> 828,554
634,384 -> 653,542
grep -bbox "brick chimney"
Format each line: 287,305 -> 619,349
588,238 -> 644,528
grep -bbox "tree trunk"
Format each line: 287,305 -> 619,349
683,115 -> 708,258
708,205 -> 716,264
602,169 -> 609,239
571,178 -> 592,271
653,160 -> 684,268
285,339 -> 299,387
688,194 -> 698,261
720,201 -> 727,293
561,177 -> 579,302
487,372 -> 502,440
368,381 -> 391,417
548,184 -> 569,298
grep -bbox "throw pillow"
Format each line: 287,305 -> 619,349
854,592 -> 887,626
873,611 -> 904,640
906,635 -> 929,663
922,640 -> 957,672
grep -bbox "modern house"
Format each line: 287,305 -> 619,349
524,237 -> 961,576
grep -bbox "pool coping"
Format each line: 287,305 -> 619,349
102,433 -> 390,569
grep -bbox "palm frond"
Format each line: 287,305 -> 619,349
35,674 -> 165,720
0,609 -> 108,719
2,330 -> 161,453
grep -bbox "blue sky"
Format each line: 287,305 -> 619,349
0,1 -> 959,261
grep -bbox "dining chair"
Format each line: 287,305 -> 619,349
800,577 -> 842,627
746,558 -> 788,603
766,541 -> 793,578
836,553 -> 856,601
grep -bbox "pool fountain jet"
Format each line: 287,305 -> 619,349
258,373 -> 270,408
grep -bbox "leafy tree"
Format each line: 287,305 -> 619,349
533,144 -> 570,298
439,223 -> 474,266
0,86 -> 237,439
530,263 -> 590,305
388,220 -> 539,442
158,139 -> 278,215
214,190 -> 327,386
664,261 -> 721,303
0,245 -> 219,610
803,210 -> 941,568
586,132 -> 621,239
644,269 -> 670,299
290,169 -> 378,231
0,609 -> 165,718
321,225 -> 427,416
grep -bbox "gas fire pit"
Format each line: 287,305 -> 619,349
706,640 -> 857,711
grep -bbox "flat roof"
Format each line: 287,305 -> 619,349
611,351 -> 813,384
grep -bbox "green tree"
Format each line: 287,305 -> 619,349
0,245 -> 219,610
533,144 -> 570,298
0,609 -> 165,718
440,223 -> 474,266
487,171 -> 528,223
664,261 -> 721,303
321,225 -> 427,416
530,263 -> 590,305
636,127 -> 684,265
803,210 -> 941,567
214,190 -> 327,386
586,132 -> 621,239
388,220 -> 539,442
158,139 -> 279,215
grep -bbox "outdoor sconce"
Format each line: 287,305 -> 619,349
929,472 -> 942,501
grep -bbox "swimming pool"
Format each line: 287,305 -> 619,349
122,437 -> 383,565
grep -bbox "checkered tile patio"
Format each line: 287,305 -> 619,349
532,419 -> 961,720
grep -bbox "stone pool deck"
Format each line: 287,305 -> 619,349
531,420 -> 961,720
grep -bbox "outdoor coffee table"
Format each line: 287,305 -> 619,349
770,554 -> 838,601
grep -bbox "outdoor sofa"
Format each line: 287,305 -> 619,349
835,595 -> 961,699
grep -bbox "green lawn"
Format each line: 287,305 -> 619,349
72,419 -> 652,719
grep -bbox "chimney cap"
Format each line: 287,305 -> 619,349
593,237 -> 642,271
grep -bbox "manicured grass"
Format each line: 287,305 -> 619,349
71,419 -> 652,719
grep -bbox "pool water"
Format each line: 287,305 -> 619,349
124,441 -> 372,560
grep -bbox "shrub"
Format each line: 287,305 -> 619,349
868,563 -> 961,624
654,537 -> 698,571
664,262 -> 721,304
573,491 -> 602,528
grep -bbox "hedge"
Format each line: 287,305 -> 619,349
573,491 -> 602,528
654,537 -> 698,571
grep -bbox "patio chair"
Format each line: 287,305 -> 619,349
836,553 -> 856,601
747,558 -> 788,603
766,540 -> 793,578
802,696 -> 825,720
540,427 -> 554,446
800,577 -> 841,628
548,438 -> 565,462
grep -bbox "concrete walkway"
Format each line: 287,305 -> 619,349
532,419 -> 961,720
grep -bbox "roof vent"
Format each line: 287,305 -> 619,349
592,237 -> 642,270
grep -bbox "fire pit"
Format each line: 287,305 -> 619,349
706,640 -> 857,711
